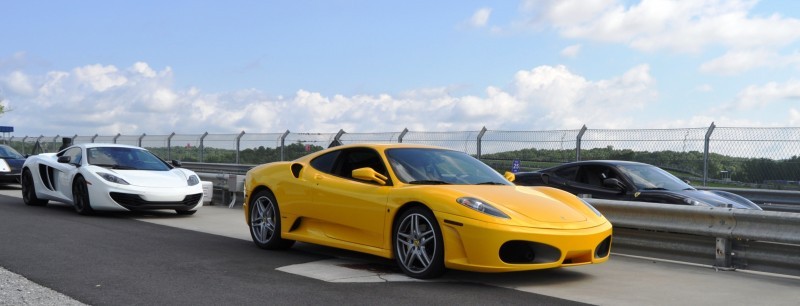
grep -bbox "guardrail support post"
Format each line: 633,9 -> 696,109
235,131 -> 245,164
138,133 -> 146,147
477,126 -> 488,159
576,125 -> 588,161
398,128 -> 408,143
199,132 -> 209,162
280,130 -> 290,161
715,237 -> 733,269
703,122 -> 716,186
167,132 -> 176,160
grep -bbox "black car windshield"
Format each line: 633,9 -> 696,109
385,148 -> 511,185
87,147 -> 170,171
0,145 -> 24,159
616,164 -> 693,191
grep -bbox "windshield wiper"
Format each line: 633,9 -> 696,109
642,187 -> 668,190
91,163 -> 137,170
476,181 -> 506,185
408,180 -> 450,185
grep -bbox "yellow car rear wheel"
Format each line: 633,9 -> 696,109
249,190 -> 295,250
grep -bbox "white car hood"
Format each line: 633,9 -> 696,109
106,169 -> 189,188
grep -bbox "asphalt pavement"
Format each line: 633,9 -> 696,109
1,184 -> 799,305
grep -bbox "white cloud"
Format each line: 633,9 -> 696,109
74,64 -> 128,92
699,49 -> 775,75
790,109 -> 800,125
560,44 -> 582,58
735,79 -> 800,110
469,8 -> 492,28
1,61 -> 660,136
526,0 -> 800,53
2,71 -> 35,96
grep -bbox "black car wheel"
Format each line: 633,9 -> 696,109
249,190 -> 294,250
21,169 -> 48,206
393,206 -> 445,279
72,176 -> 94,215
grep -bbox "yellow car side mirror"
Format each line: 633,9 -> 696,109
352,167 -> 388,185
504,171 -> 515,182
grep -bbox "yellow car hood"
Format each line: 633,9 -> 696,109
416,185 -> 604,229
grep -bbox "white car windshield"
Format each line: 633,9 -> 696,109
87,147 -> 171,171
385,148 -> 510,185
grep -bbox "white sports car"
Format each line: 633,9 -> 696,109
21,143 -> 204,215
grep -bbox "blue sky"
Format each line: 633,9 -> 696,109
2,0 -> 800,136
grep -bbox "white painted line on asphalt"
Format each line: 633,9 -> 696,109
276,258 -> 421,283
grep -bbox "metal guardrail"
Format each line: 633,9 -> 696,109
588,199 -> 800,277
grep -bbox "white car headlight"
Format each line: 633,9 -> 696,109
97,172 -> 130,185
0,159 -> 9,173
187,175 -> 200,186
456,197 -> 510,219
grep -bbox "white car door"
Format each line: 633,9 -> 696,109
52,147 -> 83,203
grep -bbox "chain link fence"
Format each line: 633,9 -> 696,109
4,123 -> 799,190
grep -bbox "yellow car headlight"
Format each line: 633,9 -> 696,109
456,197 -> 510,219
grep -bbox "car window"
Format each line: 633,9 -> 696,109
62,147 -> 82,164
334,148 -> 388,181
87,147 -> 170,171
553,165 -> 578,180
576,165 -> 619,188
0,145 -> 23,159
385,148 -> 510,185
310,150 -> 341,174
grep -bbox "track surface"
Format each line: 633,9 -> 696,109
2,184 -> 800,305
0,188 -> 581,305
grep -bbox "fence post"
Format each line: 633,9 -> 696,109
280,130 -> 290,161
113,133 -> 121,144
235,131 -> 245,164
576,125 -> 588,161
91,134 -> 98,143
330,129 -> 345,147
22,136 -> 28,155
703,122 -> 716,186
52,135 -> 60,150
167,132 -> 176,161
398,128 -> 408,143
477,126 -> 488,159
199,132 -> 209,162
138,133 -> 146,147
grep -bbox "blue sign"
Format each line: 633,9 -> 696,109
511,159 -> 520,173
0,126 -> 13,133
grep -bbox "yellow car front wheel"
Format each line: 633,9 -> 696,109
393,206 -> 445,279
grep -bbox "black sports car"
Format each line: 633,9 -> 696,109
0,144 -> 25,184
512,160 -> 761,210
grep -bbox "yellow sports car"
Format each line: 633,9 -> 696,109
243,143 -> 612,279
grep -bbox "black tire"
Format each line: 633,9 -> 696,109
175,210 -> 198,215
72,176 -> 94,215
393,206 -> 445,279
248,190 -> 294,250
21,169 -> 48,206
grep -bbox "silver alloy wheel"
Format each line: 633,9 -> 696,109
395,212 -> 437,273
251,195 -> 277,244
